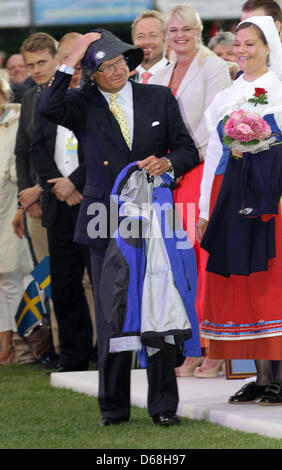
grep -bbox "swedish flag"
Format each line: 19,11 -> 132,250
15,281 -> 45,337
31,256 -> 52,299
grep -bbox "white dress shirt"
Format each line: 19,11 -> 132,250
135,57 -> 168,83
54,64 -> 81,176
54,126 -> 79,177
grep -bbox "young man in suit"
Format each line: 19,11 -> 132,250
30,32 -> 95,372
38,30 -> 200,426
13,32 -> 94,372
13,33 -> 58,252
12,32 -> 59,365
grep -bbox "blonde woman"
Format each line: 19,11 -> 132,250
0,77 -> 32,364
150,4 -> 231,377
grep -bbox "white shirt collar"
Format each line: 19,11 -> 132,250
98,80 -> 132,104
136,57 -> 168,78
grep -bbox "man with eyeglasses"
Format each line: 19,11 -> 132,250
38,29 -> 199,427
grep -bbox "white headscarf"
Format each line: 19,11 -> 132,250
205,16 -> 282,132
238,15 -> 282,80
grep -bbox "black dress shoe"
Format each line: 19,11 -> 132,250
55,363 -> 89,373
99,417 -> 129,426
152,411 -> 181,426
229,381 -> 267,404
40,353 -> 59,369
259,383 -> 282,406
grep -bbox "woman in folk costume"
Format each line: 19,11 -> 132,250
0,77 -> 32,364
197,16 -> 282,404
150,4 -> 231,378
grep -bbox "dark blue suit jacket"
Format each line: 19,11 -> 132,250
38,71 -> 199,246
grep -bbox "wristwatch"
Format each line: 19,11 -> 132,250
162,157 -> 173,171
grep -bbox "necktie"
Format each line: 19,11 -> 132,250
141,71 -> 152,84
109,93 -> 130,148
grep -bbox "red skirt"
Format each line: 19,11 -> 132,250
202,175 -> 282,360
174,162 -> 209,348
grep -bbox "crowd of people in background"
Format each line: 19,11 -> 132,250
0,0 -> 281,425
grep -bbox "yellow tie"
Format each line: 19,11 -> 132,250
109,93 -> 130,148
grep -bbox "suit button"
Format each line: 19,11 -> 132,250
103,161 -> 109,166
48,76 -> 55,86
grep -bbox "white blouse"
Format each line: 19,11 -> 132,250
199,71 -> 282,220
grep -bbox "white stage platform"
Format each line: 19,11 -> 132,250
51,369 -> 282,440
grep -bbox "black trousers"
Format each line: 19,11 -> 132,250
90,244 -> 179,419
47,205 -> 93,369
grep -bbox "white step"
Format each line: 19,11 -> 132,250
51,369 -> 282,440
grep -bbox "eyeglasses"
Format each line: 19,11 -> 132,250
97,57 -> 128,74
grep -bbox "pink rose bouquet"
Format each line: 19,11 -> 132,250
222,110 -> 275,155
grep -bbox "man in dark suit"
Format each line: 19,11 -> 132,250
13,32 -> 94,372
12,32 -> 59,366
30,32 -> 95,372
38,30 -> 199,426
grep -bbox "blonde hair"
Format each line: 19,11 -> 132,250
165,4 -> 216,63
58,32 -> 82,49
21,32 -> 57,58
0,68 -> 9,82
57,32 -> 82,62
131,9 -> 165,38
0,75 -> 13,102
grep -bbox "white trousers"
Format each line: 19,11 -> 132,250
0,270 -> 25,332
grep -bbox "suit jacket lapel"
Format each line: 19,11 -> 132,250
148,54 -> 201,99
131,81 -> 151,155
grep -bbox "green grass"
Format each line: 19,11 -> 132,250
0,363 -> 282,449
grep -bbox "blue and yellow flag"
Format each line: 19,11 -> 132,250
31,256 -> 52,299
15,281 -> 45,337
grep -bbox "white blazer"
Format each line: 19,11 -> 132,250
0,104 -> 32,274
150,51 -> 231,160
